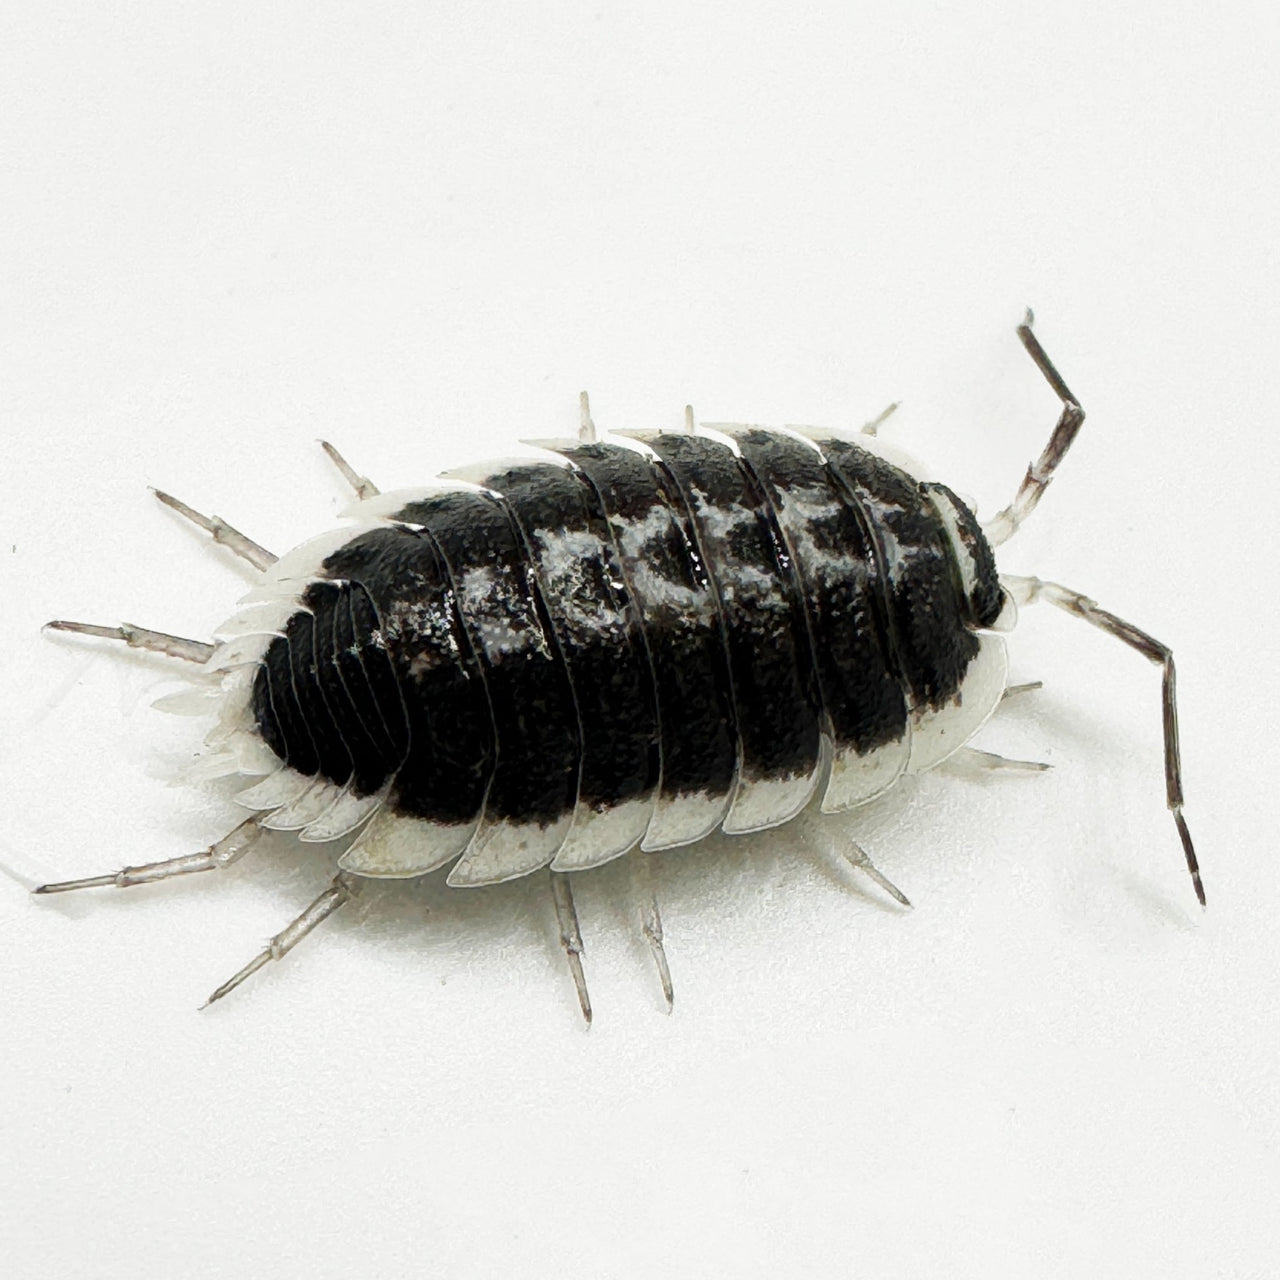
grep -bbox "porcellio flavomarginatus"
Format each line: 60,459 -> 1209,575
35,316 -> 1204,1021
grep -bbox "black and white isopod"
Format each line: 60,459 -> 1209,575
36,316 -> 1203,1021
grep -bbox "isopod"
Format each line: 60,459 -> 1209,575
35,314 -> 1203,1020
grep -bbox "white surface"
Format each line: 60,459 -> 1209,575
2,5 -> 1277,1278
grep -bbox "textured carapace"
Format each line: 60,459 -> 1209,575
231,425 -> 1009,890
35,317 -> 1203,1018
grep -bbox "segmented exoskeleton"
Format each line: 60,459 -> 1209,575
37,316 -> 1203,1020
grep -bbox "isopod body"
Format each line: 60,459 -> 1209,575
37,317 -> 1203,1017
229,424 -> 1007,883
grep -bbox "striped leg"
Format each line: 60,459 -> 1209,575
549,870 -> 592,1026
202,871 -> 359,1007
320,441 -> 380,500
153,489 -> 277,570
34,817 -> 264,894
1002,573 -> 1204,908
46,482 -> 279,657
844,840 -> 912,908
1002,680 -> 1043,701
948,747 -> 1050,775
633,852 -> 674,1012
860,402 -> 900,436
983,312 -> 1087,548
578,391 -> 597,444
44,619 -> 214,664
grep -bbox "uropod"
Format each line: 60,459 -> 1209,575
34,315 -> 1203,1021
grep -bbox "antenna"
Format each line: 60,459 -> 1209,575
983,310 -> 1086,547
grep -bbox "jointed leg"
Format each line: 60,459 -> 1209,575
1002,680 -> 1043,701
844,840 -> 912,908
549,869 -> 592,1026
47,487 -> 275,660
1003,573 -> 1204,907
153,488 -> 277,570
34,816 -> 264,894
641,894 -> 674,1011
578,391 -> 597,444
949,746 -> 1050,774
861,402 -> 900,436
44,619 -> 215,665
983,312 -> 1086,548
633,852 -> 674,1011
320,441 -> 380,500
202,871 -> 359,1007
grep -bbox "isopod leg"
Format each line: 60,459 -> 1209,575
34,816 -> 264,894
1003,573 -> 1205,908
578,391 -> 597,444
949,746 -> 1050,774
983,312 -> 1086,548
549,870 -> 592,1026
319,440 -> 381,500
633,853 -> 674,1012
202,871 -> 358,1008
844,840 -> 912,908
860,402 -> 900,436
153,488 -> 278,570
1001,680 -> 1043,701
44,619 -> 215,665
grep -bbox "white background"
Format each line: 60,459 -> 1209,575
2,4 -> 1277,1277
